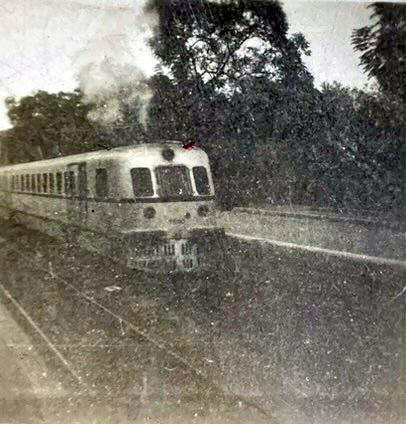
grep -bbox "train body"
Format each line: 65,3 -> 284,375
0,142 -> 225,273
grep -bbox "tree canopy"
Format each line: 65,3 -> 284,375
146,0 -> 312,91
3,88 -> 150,164
352,2 -> 406,99
4,90 -> 104,162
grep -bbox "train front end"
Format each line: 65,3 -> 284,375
119,143 -> 225,274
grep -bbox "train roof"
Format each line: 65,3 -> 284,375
0,142 -> 209,172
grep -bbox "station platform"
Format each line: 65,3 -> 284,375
0,291 -> 67,424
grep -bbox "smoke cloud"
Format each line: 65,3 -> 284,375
74,2 -> 158,131
78,58 -> 153,128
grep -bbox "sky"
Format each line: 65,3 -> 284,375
283,1 -> 372,88
0,0 -> 376,130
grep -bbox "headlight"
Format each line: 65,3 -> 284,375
144,207 -> 156,219
198,205 -> 209,217
162,148 -> 175,161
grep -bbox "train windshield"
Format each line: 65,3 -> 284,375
192,166 -> 211,195
155,166 -> 193,200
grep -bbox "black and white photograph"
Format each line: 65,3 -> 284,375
0,0 -> 404,423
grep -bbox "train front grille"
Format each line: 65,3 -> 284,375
127,238 -> 207,273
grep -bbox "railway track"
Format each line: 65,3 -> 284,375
0,282 -> 83,385
0,222 -> 274,422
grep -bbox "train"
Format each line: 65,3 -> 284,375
0,142 -> 226,273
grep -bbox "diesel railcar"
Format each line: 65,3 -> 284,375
0,142 -> 225,273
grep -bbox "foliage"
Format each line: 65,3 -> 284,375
352,2 -> 406,99
350,2 -> 405,214
351,88 -> 405,212
4,90 -> 106,163
146,0 -> 312,91
147,73 -> 223,142
309,82 -> 404,213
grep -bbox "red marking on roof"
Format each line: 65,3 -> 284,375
182,141 -> 196,150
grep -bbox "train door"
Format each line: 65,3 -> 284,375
66,162 -> 88,229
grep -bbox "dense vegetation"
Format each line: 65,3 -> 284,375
1,0 -> 404,215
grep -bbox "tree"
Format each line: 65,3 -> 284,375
146,0 -> 312,91
147,73 -> 223,142
302,82 -> 405,214
352,2 -> 406,99
352,3 -> 406,214
5,90 -> 107,162
352,88 -> 405,213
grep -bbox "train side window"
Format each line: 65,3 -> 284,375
131,168 -> 153,197
37,174 -> 41,193
21,175 -> 25,191
56,172 -> 62,194
192,167 -> 211,195
64,172 -> 69,195
12,176 -> 15,191
42,173 -> 48,193
95,168 -> 108,198
26,174 -> 30,191
31,174 -> 36,192
69,171 -> 76,195
49,173 -> 54,193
